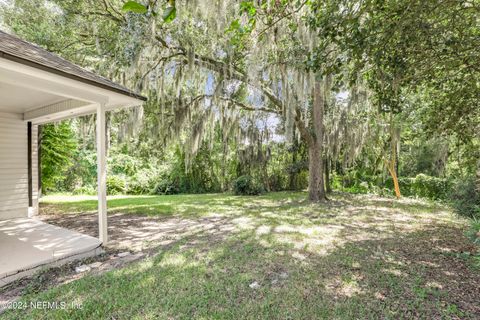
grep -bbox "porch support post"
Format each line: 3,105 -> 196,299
96,103 -> 108,244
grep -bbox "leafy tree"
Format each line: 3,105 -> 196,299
121,0 -> 335,201
39,122 -> 77,192
2,0 -> 478,206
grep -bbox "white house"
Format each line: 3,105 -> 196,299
0,30 -> 146,286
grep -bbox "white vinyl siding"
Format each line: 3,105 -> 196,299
0,112 -> 28,220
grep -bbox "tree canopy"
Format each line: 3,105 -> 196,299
0,0 -> 478,209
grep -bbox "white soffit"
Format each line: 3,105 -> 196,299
0,81 -> 66,113
0,57 -> 144,118
24,99 -> 92,124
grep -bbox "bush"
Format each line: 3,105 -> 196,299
466,219 -> 480,245
152,179 -> 180,195
268,172 -> 286,192
466,219 -> 480,269
344,183 -> 370,194
126,178 -> 152,195
385,174 -> 450,200
107,176 -> 126,195
126,169 -> 158,195
72,185 -> 96,195
411,174 -> 450,200
450,177 -> 480,219
233,175 -> 264,195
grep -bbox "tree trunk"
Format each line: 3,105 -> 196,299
289,133 -> 298,190
395,138 -> 400,178
325,157 -> 332,193
388,158 -> 401,199
308,80 -> 326,202
289,152 -> 297,190
263,159 -> 270,192
221,144 -> 226,192
388,116 -> 401,199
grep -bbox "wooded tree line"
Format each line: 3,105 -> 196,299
1,0 -> 478,216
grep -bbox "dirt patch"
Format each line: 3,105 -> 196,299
40,212 -> 236,252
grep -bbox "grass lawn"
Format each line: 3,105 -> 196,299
2,192 -> 479,319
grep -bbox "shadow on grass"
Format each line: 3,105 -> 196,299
8,192 -> 480,319
40,192 -> 465,253
4,220 -> 479,319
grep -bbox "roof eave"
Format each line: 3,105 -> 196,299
0,50 -> 147,102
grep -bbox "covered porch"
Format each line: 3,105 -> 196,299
0,218 -> 102,286
0,31 -> 146,286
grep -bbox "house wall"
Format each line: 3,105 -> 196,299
0,112 -> 28,219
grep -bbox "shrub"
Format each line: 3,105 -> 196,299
344,182 -> 370,194
411,174 -> 450,200
107,176 -> 126,195
268,172 -> 286,192
450,177 -> 480,219
152,179 -> 180,195
127,178 -> 152,195
466,219 -> 480,245
126,169 -> 158,195
108,152 -> 140,176
385,174 -> 450,200
233,175 -> 264,195
466,219 -> 480,269
72,185 -> 96,195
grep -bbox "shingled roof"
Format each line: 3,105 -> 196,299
0,30 -> 146,101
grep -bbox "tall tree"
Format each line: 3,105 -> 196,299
120,0 -> 334,201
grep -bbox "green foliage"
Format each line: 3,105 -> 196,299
450,177 -> 480,220
233,175 -> 264,196
107,176 -> 126,195
3,0 -> 478,207
72,185 -> 96,196
162,6 -> 176,23
40,122 -> 77,192
400,139 -> 448,177
122,1 -> 147,14
382,174 -> 449,200
108,152 -> 140,177
341,172 -> 451,201
152,179 -> 179,195
239,1 -> 256,17
127,169 -> 158,195
64,149 -> 97,192
465,219 -> 480,270
466,219 -> 480,246
391,174 -> 451,201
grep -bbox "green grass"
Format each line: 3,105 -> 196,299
40,192 -> 308,218
3,192 -> 479,319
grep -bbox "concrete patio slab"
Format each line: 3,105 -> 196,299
0,218 -> 102,287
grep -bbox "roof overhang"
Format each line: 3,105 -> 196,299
0,56 -> 145,124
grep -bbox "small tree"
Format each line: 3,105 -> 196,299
40,122 -> 77,192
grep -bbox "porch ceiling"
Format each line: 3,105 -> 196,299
0,80 -> 65,113
0,51 -> 144,124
